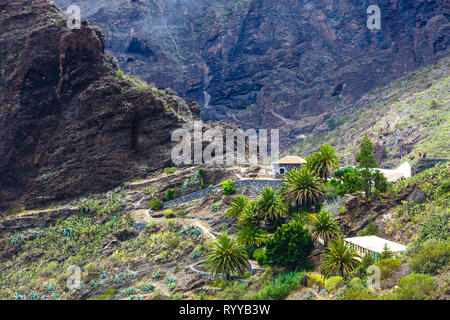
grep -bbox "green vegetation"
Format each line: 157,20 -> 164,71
256,188 -> 287,227
222,180 -> 236,195
225,195 -> 249,219
265,221 -> 313,270
279,167 -> 324,209
163,167 -> 177,174
395,274 -> 436,300
409,242 -> 449,274
311,210 -> 341,248
206,234 -> 249,281
149,198 -> 163,210
252,271 -> 306,300
320,238 -> 360,278
306,144 -> 340,182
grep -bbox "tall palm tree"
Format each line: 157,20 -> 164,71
257,187 -> 288,227
225,195 -> 249,219
279,167 -> 324,209
206,233 -> 249,281
238,201 -> 262,226
311,210 -> 341,248
237,224 -> 266,247
319,238 -> 360,278
306,144 -> 340,182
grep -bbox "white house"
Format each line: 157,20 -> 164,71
378,162 -> 412,182
344,236 -> 406,261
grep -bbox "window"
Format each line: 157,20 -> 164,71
279,168 -> 286,174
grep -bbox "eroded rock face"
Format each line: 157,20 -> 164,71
0,0 -> 199,212
54,0 -> 450,149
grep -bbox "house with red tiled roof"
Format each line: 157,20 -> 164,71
271,156 -> 307,178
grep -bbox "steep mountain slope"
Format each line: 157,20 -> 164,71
289,57 -> 449,168
54,0 -> 450,148
0,0 -> 200,212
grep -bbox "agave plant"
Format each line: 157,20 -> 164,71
320,238 -> 360,278
306,144 -> 340,182
311,210 -> 341,248
279,167 -> 324,209
206,233 -> 249,281
257,187 -> 288,227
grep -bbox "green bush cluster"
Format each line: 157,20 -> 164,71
252,271 -> 306,300
265,221 -> 313,270
375,258 -> 402,280
324,276 -> 344,293
222,180 -> 236,195
409,242 -> 449,274
149,198 -> 163,210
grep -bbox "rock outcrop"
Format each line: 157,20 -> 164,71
54,0 -> 450,149
0,0 -> 200,212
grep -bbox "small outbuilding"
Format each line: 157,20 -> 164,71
271,155 -> 307,179
344,236 -> 406,261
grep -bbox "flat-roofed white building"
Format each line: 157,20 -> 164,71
344,236 -> 406,261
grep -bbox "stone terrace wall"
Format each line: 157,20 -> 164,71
163,179 -> 281,208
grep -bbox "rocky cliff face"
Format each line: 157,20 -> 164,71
54,0 -> 450,149
0,0 -> 200,212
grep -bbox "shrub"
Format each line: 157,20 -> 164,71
78,199 -> 100,215
333,166 -> 355,180
165,189 -> 174,201
149,198 -> 163,210
222,180 -> 236,195
97,194 -> 124,216
375,258 -> 402,280
357,220 -> 379,236
395,274 -> 436,300
341,287 -> 377,300
216,282 -> 249,300
266,221 -> 313,269
253,249 -> 268,266
354,252 -> 376,278
173,187 -> 181,199
409,242 -> 449,274
116,70 -> 124,78
325,276 -> 344,293
437,181 -> 450,195
163,167 -> 177,174
349,277 -> 365,289
308,273 -> 325,288
252,271 -> 306,300
163,210 -> 173,218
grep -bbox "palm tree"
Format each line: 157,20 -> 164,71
311,210 -> 341,248
206,233 -> 249,281
238,201 -> 262,226
279,167 -> 324,209
237,224 -> 266,247
319,238 -> 360,278
306,144 -> 340,182
257,187 -> 288,227
225,195 -> 249,220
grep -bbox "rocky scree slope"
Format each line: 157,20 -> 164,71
54,0 -> 450,149
0,0 -> 202,213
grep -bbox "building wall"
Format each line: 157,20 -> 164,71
272,164 -> 303,179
